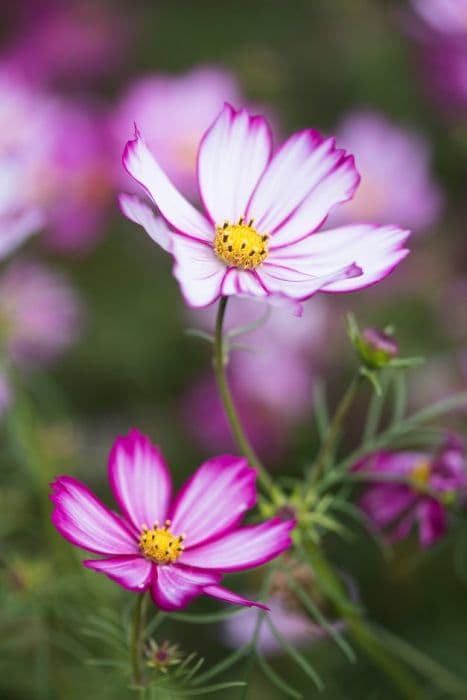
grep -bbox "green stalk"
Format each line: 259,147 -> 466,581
213,296 -> 275,496
131,593 -> 148,690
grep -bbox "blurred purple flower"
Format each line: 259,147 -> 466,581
409,0 -> 467,117
4,0 -> 131,88
112,67 -> 244,197
0,259 -> 83,366
0,69 -> 113,254
354,436 -> 467,547
331,111 -> 443,233
183,298 -> 328,457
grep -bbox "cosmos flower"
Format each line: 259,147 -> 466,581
0,259 -> 83,366
409,0 -> 467,117
330,111 -> 442,233
50,429 -> 295,611
354,436 -> 467,547
113,67 -> 245,196
121,104 -> 410,312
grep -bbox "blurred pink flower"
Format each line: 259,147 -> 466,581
0,373 -> 12,417
4,0 -> 130,88
354,436 -> 467,547
50,429 -> 294,611
409,0 -> 467,117
0,67 -> 113,254
183,298 -> 328,457
330,111 -> 443,233
0,259 -> 83,366
112,67 -> 244,197
122,104 -> 410,312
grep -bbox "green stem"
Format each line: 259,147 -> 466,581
131,593 -> 147,690
213,296 -> 275,496
309,372 -> 362,487
304,543 -> 425,699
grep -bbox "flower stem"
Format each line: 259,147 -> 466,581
131,592 -> 147,690
309,372 -> 362,487
213,296 -> 275,496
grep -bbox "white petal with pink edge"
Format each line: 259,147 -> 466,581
151,564 -> 221,611
268,224 -> 410,293
180,518 -> 295,572
50,476 -> 138,555
170,455 -> 256,547
123,129 -> 212,241
119,193 -> 172,252
256,261 -> 362,300
108,430 -> 172,533
171,234 -> 226,307
246,130 -> 359,243
83,555 -> 154,591
204,584 -> 269,610
197,104 -> 272,225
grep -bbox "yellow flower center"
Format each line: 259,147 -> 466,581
410,460 -> 431,489
138,520 -> 185,564
213,217 -> 269,269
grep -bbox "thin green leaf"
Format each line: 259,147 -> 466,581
265,617 -> 324,691
312,380 -> 330,442
185,328 -> 215,344
170,607 -> 246,624
192,644 -> 251,686
286,575 -> 356,663
174,681 -> 246,696
256,651 -> 303,699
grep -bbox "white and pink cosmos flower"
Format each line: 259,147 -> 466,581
50,430 -> 294,611
120,104 -> 410,313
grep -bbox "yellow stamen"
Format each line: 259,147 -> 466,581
213,218 -> 269,269
139,519 -> 185,564
410,460 -> 431,489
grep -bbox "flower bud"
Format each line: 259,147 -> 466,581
357,327 -> 399,369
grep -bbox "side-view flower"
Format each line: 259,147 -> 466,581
50,429 -> 294,611
354,435 -> 467,547
120,104 -> 410,313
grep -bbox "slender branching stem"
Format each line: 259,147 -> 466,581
213,296 -> 275,497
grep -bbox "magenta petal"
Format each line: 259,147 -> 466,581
119,193 -> 172,252
122,128 -> 212,241
197,104 -> 272,224
204,584 -> 269,610
50,476 -> 137,555
170,233 -> 226,308
108,429 -> 172,532
180,518 -> 294,572
418,500 -> 446,548
83,555 -> 154,591
359,484 -> 418,529
170,455 -> 256,547
151,564 -> 220,611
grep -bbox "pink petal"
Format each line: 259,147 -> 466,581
171,234 -> 226,307
83,555 -> 154,591
269,224 -> 410,293
0,209 -> 44,259
123,128 -> 212,241
359,484 -> 417,528
197,104 -> 272,224
108,429 -> 172,532
119,193 -> 172,252
180,518 -> 294,572
170,455 -> 256,547
256,260 -> 362,300
246,130 -> 358,244
418,500 -> 446,548
50,476 -> 137,555
151,564 -> 220,611
221,268 -> 269,298
204,584 -> 269,610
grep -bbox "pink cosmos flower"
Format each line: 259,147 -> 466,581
113,67 -> 244,197
330,111 -> 442,233
354,436 -> 467,547
409,0 -> 467,117
50,430 -> 295,611
0,259 -> 83,366
121,104 -> 410,312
